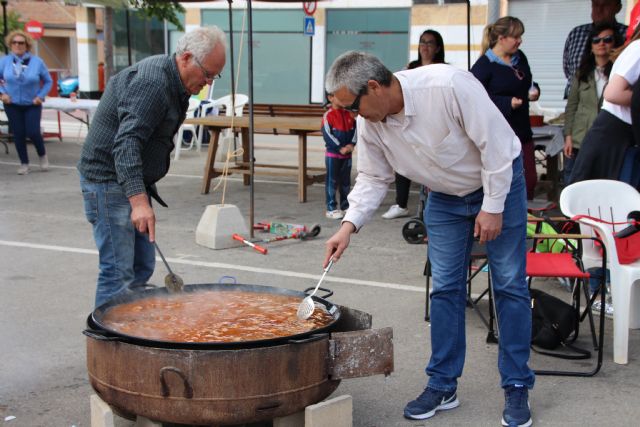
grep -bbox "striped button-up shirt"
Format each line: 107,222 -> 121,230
77,54 -> 190,197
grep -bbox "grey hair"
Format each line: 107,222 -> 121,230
325,51 -> 393,95
176,26 -> 226,63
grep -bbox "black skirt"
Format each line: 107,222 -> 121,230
569,109 -> 634,183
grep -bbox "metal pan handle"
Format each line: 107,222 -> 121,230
303,286 -> 333,299
160,366 -> 193,399
82,329 -> 126,342
218,275 -> 237,285
287,333 -> 328,345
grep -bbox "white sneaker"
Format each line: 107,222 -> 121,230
382,204 -> 410,219
326,210 -> 345,220
39,154 -> 49,171
17,164 -> 29,175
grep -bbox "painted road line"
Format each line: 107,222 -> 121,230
0,239 -> 424,293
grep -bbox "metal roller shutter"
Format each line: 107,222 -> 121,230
508,0 -> 626,111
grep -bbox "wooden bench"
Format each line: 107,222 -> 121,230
241,103 -> 326,136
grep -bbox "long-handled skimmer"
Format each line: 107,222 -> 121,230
297,257 -> 334,320
153,241 -> 184,293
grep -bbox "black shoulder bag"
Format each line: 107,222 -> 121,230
530,288 -> 591,360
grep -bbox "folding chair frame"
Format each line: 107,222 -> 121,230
526,216 -> 607,377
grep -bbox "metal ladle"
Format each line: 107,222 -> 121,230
297,257 -> 334,320
153,241 -> 184,293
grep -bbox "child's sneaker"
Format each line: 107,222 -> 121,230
326,210 -> 345,220
39,154 -> 49,171
17,164 -> 29,175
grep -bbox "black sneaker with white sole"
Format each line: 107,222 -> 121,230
502,384 -> 532,427
403,386 -> 459,420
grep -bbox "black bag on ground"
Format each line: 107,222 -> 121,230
531,289 -> 575,349
530,289 -> 590,359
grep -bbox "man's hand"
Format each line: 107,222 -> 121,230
324,222 -> 356,267
474,210 -> 503,244
33,96 -> 43,106
129,193 -> 155,241
1,94 -> 11,104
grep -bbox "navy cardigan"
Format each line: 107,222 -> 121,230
471,50 -> 533,145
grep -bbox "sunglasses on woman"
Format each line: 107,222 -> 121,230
592,35 -> 614,44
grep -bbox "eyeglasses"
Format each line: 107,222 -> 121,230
343,89 -> 366,113
11,40 -> 26,46
419,40 -> 437,47
511,66 -> 525,81
193,56 -> 221,82
592,35 -> 614,44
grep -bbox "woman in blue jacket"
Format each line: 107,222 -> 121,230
0,30 -> 52,175
471,16 -> 539,200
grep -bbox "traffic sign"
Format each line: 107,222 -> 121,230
303,16 -> 315,37
25,20 -> 44,40
303,1 -> 317,16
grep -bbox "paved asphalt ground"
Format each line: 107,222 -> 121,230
1,113 -> 639,426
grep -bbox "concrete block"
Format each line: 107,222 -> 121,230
216,134 -> 239,162
195,204 -> 248,249
274,411 -> 305,427
90,394 -> 114,427
305,395 -> 352,427
135,416 -> 161,427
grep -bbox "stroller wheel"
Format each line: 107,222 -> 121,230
402,219 -> 427,244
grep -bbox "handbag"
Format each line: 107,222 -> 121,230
530,289 -> 590,359
572,212 -> 640,265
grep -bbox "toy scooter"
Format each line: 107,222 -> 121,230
254,221 -> 321,241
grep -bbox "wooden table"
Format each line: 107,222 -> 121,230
185,115 -> 324,202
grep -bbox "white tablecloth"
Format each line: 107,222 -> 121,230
532,125 -> 564,157
43,97 -> 99,114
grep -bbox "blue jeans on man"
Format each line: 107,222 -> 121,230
80,177 -> 155,307
424,155 -> 535,392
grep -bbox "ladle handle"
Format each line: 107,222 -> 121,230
154,242 -> 174,275
309,258 -> 334,298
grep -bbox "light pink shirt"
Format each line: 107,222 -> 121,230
343,64 -> 522,230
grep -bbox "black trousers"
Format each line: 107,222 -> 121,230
394,173 -> 411,208
570,110 -> 634,183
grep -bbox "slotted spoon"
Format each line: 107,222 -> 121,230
297,257 -> 334,320
153,241 -> 184,293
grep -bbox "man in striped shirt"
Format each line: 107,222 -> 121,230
78,27 -> 226,307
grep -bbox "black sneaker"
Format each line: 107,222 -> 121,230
502,385 -> 532,427
403,386 -> 459,420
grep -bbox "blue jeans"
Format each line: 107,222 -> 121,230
563,149 -> 579,185
588,267 -> 610,296
424,155 -> 535,391
80,177 -> 155,307
325,155 -> 351,211
4,103 -> 46,165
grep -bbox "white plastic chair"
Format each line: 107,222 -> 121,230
195,94 -> 249,156
174,98 -> 202,160
560,180 -> 640,364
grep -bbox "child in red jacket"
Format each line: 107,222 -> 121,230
322,94 -> 356,219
